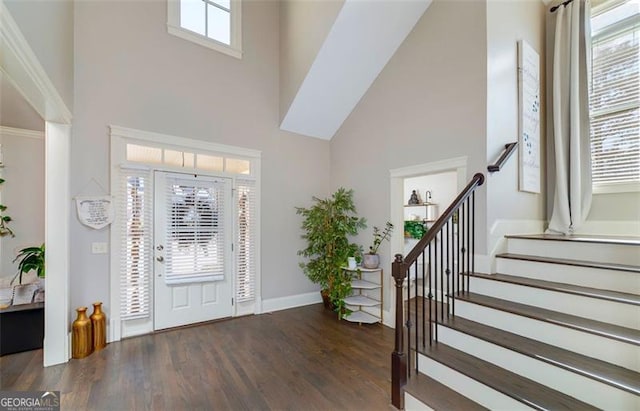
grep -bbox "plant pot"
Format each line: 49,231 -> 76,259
321,289 -> 332,310
362,254 -> 380,269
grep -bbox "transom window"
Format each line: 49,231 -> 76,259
589,0 -> 640,192
167,0 -> 242,59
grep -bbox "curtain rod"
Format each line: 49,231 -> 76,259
550,0 -> 575,12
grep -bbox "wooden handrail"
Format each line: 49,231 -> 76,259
403,173 -> 485,267
390,172 -> 485,409
487,142 -> 518,173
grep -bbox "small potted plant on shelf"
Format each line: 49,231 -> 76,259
363,222 -> 394,269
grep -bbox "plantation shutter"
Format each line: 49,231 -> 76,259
119,168 -> 152,320
590,12 -> 640,186
164,175 -> 226,284
236,179 -> 257,302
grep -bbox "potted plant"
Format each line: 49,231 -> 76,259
297,188 -> 366,316
12,244 -> 45,285
363,222 -> 394,269
0,178 -> 14,237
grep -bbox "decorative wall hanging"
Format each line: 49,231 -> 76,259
76,196 -> 114,229
518,40 -> 541,193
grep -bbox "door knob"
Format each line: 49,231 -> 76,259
156,245 -> 164,251
156,256 -> 164,262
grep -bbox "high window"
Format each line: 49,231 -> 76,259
167,0 -> 242,59
590,0 -> 640,192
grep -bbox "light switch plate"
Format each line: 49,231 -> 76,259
91,242 -> 108,254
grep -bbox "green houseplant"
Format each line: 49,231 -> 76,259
297,188 -> 366,317
0,178 -> 14,237
12,244 -> 45,285
363,222 -> 394,269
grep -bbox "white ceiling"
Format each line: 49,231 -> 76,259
280,0 -> 433,140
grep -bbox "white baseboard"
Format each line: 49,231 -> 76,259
576,220 -> 640,236
476,219 -> 546,274
261,291 -> 322,313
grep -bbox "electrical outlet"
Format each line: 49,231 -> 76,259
91,242 -> 108,254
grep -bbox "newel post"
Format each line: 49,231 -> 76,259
391,253 -> 407,409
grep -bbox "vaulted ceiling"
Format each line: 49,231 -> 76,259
280,0 -> 433,140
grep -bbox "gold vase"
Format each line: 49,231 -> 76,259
90,302 -> 107,351
72,307 -> 93,359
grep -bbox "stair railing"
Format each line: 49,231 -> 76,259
487,142 -> 518,173
391,172 -> 485,409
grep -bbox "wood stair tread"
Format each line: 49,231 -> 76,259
418,343 -> 599,411
505,233 -> 640,246
404,373 -> 488,411
438,315 -> 640,395
471,272 -> 640,306
496,252 -> 640,273
456,292 -> 640,345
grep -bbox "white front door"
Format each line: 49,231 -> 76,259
153,171 -> 233,330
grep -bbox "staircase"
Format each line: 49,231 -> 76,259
402,234 -> 640,410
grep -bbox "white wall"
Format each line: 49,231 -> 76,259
0,128 -> 45,279
403,172 -> 457,221
279,0 -> 344,121
72,0 -> 330,320
486,0 -> 546,246
3,0 -> 74,111
330,0 -> 488,311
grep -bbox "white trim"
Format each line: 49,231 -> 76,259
389,156 -> 468,179
0,126 -> 44,139
0,2 -> 71,123
593,182 -> 640,194
481,219 -> 546,273
166,0 -> 242,60
110,128 -> 262,342
261,291 -> 322,313
1,2 -> 72,367
575,219 -> 640,236
110,125 -> 261,159
44,122 -> 70,366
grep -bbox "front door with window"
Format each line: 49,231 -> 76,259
153,171 -> 233,330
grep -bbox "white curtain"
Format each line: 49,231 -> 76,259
547,0 -> 592,235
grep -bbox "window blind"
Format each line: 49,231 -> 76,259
119,169 -> 152,320
236,179 -> 256,302
590,10 -> 640,187
164,175 -> 226,285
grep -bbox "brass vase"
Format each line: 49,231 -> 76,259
72,307 -> 93,359
90,302 -> 107,351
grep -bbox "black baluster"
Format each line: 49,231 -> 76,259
421,250 -> 426,348
466,198 -> 471,293
472,191 -> 476,276
428,244 -> 433,346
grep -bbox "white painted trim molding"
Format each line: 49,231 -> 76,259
477,219 -> 545,273
576,219 -> 640,236
110,125 -> 261,159
0,126 -> 44,139
0,2 -> 71,123
261,291 -> 322,313
44,122 -> 71,366
166,0 -> 242,59
110,126 -> 262,342
1,2 -> 72,367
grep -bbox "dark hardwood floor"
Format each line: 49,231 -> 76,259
0,304 -> 395,411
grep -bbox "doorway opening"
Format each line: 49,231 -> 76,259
387,157 -> 467,328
